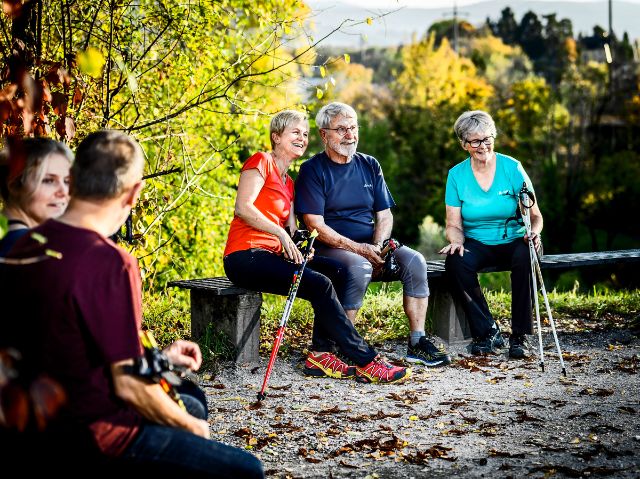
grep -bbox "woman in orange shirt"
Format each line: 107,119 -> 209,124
223,110 -> 409,384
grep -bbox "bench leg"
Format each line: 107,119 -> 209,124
428,279 -> 472,345
190,290 -> 262,363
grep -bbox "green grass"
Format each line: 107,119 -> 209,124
142,286 -> 640,359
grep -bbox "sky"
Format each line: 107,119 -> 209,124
334,0 -> 640,6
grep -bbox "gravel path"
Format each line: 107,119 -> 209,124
201,329 -> 640,478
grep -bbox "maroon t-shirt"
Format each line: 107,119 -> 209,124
1,219 -> 143,456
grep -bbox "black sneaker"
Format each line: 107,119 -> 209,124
471,323 -> 505,355
406,336 -> 451,367
509,334 -> 528,359
470,336 -> 494,355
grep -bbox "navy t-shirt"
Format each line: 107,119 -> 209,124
294,151 -> 395,243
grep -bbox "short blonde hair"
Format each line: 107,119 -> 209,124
269,110 -> 308,149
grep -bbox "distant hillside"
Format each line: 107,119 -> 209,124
307,0 -> 640,47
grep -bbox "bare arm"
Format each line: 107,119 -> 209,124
234,169 -> 302,263
111,360 -> 210,439
524,202 -> 543,251
371,209 -> 393,248
302,213 -> 384,267
439,205 -> 466,256
285,201 -> 298,236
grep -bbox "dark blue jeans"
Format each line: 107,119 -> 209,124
119,386 -> 264,478
1,385 -> 263,478
445,237 -> 533,339
224,248 -> 377,366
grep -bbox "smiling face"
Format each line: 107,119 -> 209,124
322,114 -> 358,161
24,153 -> 71,223
273,120 -> 309,160
463,131 -> 495,165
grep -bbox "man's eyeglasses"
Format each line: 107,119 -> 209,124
465,136 -> 494,148
323,125 -> 359,136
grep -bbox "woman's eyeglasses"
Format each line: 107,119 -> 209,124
465,136 -> 494,148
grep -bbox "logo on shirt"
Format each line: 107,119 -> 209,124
363,183 -> 373,188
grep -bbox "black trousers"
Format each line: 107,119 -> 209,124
223,249 -> 377,366
444,237 -> 533,339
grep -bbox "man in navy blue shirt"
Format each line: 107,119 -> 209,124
295,102 -> 450,367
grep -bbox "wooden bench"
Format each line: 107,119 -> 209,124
169,249 -> 640,362
427,249 -> 640,344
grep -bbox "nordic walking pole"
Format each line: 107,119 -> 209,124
257,229 -> 319,401
519,183 -> 567,377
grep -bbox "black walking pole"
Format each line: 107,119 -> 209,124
257,229 -> 318,401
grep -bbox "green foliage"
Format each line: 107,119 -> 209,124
416,215 -> 446,260
0,214 -> 7,238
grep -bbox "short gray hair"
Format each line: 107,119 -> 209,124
72,130 -> 144,200
453,110 -> 497,143
269,110 -> 308,149
315,102 -> 357,129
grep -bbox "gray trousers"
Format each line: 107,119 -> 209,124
315,244 -> 430,310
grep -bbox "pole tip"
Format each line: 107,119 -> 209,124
562,368 -> 567,377
256,392 -> 266,402
540,362 -> 545,372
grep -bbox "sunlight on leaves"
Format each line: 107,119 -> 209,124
76,47 -> 105,78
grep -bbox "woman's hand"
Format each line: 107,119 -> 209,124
439,242 -> 465,256
278,228 -> 304,264
524,232 -> 542,253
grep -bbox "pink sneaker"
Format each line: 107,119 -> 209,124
303,352 -> 356,379
355,355 -> 411,384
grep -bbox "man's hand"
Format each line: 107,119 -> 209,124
191,418 -> 211,439
359,243 -> 385,267
163,340 -> 202,371
439,242 -> 465,256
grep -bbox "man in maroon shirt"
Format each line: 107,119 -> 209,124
1,130 -> 264,477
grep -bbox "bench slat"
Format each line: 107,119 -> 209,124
539,249 -> 640,269
168,277 -> 251,295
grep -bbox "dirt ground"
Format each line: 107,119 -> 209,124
201,327 -> 640,478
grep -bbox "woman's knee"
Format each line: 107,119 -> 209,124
445,252 -> 468,274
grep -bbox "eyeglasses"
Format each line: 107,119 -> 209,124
465,136 -> 494,148
322,125 -> 359,136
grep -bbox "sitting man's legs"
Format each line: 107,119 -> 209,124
120,423 -> 264,478
386,246 -> 450,366
317,244 -> 450,367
